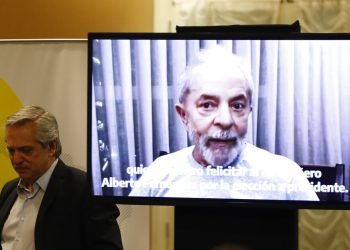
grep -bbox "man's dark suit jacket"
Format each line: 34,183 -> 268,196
0,159 -> 123,250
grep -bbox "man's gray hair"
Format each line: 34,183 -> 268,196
5,105 -> 62,158
178,45 -> 254,106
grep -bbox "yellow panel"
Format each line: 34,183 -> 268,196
0,79 -> 22,189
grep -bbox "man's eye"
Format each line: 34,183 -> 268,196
232,102 -> 245,110
21,148 -> 33,154
201,101 -> 216,109
203,102 -> 211,108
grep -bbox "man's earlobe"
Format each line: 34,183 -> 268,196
48,142 -> 57,157
175,104 -> 188,125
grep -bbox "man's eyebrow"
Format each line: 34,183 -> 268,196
197,93 -> 248,102
229,94 -> 248,102
7,146 -> 33,150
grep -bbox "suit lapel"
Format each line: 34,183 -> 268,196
35,160 -> 66,231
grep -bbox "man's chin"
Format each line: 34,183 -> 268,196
203,148 -> 238,167
210,159 -> 232,167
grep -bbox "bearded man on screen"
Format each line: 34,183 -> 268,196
129,45 -> 318,201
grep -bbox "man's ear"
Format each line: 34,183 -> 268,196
48,141 -> 57,157
175,104 -> 189,126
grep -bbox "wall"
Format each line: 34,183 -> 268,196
0,41 -> 153,250
0,0 -> 153,39
0,1 -> 155,250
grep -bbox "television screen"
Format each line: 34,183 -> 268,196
88,32 -> 350,208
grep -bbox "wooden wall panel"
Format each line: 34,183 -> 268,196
0,0 -> 153,39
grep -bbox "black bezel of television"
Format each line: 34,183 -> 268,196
88,32 -> 350,209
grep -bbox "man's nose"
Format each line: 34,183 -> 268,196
214,105 -> 234,129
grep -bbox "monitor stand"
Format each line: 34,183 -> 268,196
174,206 -> 298,250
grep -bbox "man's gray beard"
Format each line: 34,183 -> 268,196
188,125 -> 245,167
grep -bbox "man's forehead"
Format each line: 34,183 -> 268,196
192,60 -> 247,78
189,78 -> 249,95
190,65 -> 248,85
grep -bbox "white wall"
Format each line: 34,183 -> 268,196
0,40 -> 151,250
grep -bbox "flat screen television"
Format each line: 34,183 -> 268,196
87,32 -> 350,209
